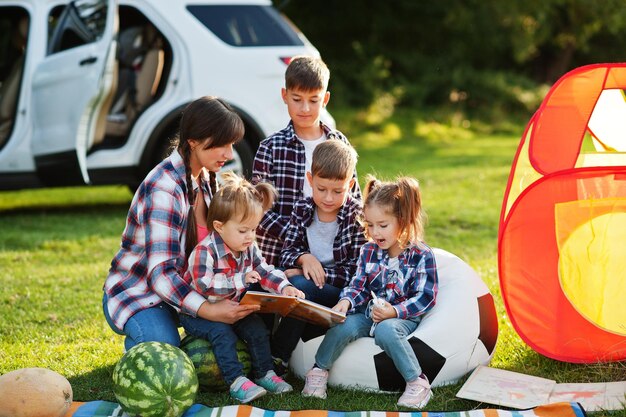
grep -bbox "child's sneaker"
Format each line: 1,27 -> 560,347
229,376 -> 267,403
301,367 -> 328,399
272,357 -> 289,377
397,374 -> 432,409
255,370 -> 293,393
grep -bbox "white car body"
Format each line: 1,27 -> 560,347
0,0 -> 333,189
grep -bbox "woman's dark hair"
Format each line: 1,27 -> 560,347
173,96 -> 244,257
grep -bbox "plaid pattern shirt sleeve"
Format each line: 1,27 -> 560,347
339,242 -> 376,307
279,199 -> 311,269
339,242 -> 438,319
251,243 -> 291,294
184,236 -> 247,304
252,135 -> 291,241
104,151 -> 208,331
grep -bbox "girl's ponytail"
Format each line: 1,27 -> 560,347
396,177 -> 424,247
254,182 -> 277,212
363,174 -> 380,201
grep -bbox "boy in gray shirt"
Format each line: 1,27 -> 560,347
271,139 -> 366,374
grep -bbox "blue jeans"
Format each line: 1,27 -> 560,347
271,275 -> 341,362
102,293 -> 181,351
315,309 -> 422,383
180,313 -> 273,385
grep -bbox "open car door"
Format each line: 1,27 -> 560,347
31,0 -> 116,186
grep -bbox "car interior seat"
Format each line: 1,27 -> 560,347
0,17 -> 28,148
105,24 -> 164,138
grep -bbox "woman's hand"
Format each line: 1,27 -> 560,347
371,300 -> 397,322
196,299 -> 259,324
297,254 -> 326,288
333,299 -> 351,314
282,285 -> 305,298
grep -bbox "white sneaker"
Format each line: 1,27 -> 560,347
397,375 -> 432,409
301,367 -> 328,399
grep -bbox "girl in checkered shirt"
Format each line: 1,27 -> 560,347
301,175 -> 439,409
180,172 -> 304,403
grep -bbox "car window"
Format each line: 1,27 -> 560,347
187,5 -> 304,47
47,0 -> 108,55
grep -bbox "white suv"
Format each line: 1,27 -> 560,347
0,0 -> 333,190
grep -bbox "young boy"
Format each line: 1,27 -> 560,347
252,55 -> 361,267
270,139 -> 367,375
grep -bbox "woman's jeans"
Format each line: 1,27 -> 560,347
271,274 -> 341,362
180,313 -> 273,385
315,309 -> 422,383
102,293 -> 181,351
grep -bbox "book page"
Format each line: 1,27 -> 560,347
549,381 -> 626,411
239,291 -> 346,327
456,365 -> 556,409
239,291 -> 298,316
287,298 -> 346,328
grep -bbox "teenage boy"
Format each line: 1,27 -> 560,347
252,55 -> 360,267
270,139 -> 366,375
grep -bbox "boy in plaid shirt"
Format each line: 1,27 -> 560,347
252,56 -> 360,267
270,139 -> 366,374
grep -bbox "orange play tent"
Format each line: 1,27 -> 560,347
499,63 -> 626,362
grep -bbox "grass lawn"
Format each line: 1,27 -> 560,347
0,108 -> 624,415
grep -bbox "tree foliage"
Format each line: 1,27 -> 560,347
276,0 -> 626,113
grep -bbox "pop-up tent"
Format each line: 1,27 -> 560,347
499,63 -> 626,363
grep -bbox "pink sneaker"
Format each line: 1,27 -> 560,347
301,367 -> 328,399
397,375 -> 432,409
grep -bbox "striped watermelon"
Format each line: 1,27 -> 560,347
112,341 -> 198,417
180,334 -> 251,392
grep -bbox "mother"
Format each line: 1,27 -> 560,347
103,96 -> 259,350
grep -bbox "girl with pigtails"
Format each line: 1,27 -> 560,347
103,96 -> 260,351
301,175 -> 439,410
180,172 -> 304,403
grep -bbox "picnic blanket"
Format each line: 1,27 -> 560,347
64,401 -> 587,417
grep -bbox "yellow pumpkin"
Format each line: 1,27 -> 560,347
0,367 -> 72,417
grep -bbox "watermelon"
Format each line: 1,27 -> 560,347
112,341 -> 198,417
180,334 -> 251,392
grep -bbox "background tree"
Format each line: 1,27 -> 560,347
276,0 -> 626,116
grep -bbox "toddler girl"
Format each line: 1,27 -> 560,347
180,172 -> 304,403
301,175 -> 438,409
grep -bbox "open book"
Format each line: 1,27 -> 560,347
456,365 -> 626,411
239,291 -> 346,328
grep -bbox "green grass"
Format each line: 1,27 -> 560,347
0,109 -> 624,415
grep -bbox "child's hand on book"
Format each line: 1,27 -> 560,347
245,271 -> 261,284
282,285 -> 305,298
297,254 -> 326,289
333,299 -> 351,314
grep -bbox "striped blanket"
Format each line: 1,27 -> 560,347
65,401 -> 586,417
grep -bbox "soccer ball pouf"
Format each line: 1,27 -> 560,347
180,334 -> 251,391
112,341 -> 198,417
289,248 -> 499,391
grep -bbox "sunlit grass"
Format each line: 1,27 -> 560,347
0,109 -> 624,415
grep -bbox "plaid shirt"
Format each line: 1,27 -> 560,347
103,150 -> 214,331
340,242 -> 438,320
184,231 -> 291,303
280,196 -> 366,289
252,121 -> 361,266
